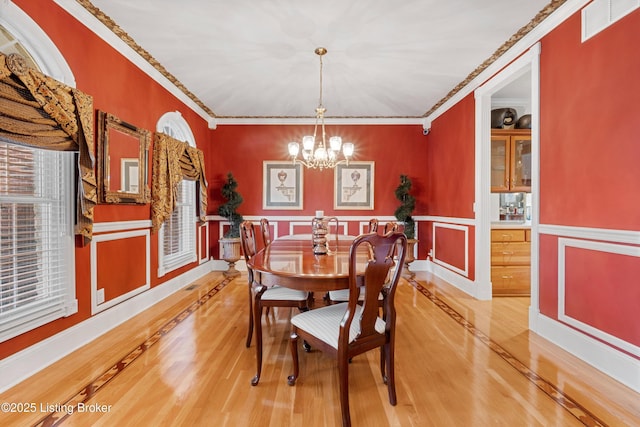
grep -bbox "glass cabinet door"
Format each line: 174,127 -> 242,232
510,135 -> 532,192
491,135 -> 510,192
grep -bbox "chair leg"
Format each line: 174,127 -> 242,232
338,351 -> 352,427
287,328 -> 300,386
385,341 -> 397,406
246,288 -> 254,348
251,299 -> 264,386
380,345 -> 386,383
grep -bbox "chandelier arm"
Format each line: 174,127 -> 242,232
292,158 -> 316,169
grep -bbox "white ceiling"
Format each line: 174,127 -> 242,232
86,0 -> 552,121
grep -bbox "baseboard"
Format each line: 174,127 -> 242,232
0,261 -> 214,393
425,259 -> 480,298
534,312 -> 640,393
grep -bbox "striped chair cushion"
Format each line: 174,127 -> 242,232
291,303 -> 385,349
328,287 -> 383,302
261,286 -> 308,301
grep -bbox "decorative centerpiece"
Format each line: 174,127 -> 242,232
394,174 -> 418,278
218,172 -> 244,277
312,210 -> 329,254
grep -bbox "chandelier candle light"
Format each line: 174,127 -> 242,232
288,47 -> 354,170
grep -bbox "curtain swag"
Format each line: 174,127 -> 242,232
151,132 -> 208,232
0,52 -> 96,242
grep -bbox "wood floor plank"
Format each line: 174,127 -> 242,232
1,272 -> 638,426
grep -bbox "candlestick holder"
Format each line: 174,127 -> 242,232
312,216 -> 329,254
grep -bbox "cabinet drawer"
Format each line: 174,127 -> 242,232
491,266 -> 530,296
491,241 -> 530,265
491,229 -> 525,242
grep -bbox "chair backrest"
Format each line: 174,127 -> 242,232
325,216 -> 339,235
240,221 -> 257,262
383,221 -> 398,234
368,218 -> 379,233
341,232 -> 407,347
259,218 -> 271,247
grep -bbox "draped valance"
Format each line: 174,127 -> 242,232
0,52 -> 96,242
151,132 -> 208,232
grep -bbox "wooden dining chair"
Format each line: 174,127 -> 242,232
259,217 -> 271,247
327,222 -> 399,305
240,221 -> 310,386
287,231 -> 407,427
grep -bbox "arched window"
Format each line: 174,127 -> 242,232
0,6 -> 76,343
156,112 -> 197,276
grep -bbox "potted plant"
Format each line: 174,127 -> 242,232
218,172 -> 244,277
394,174 -> 418,278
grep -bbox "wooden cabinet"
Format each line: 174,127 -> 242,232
491,129 -> 531,192
491,228 -> 530,296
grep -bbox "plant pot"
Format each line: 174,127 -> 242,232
402,238 -> 418,279
219,237 -> 241,277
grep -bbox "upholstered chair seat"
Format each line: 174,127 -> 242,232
291,303 -> 385,349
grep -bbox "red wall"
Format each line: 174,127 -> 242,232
426,95 -> 476,219
540,11 -> 640,230
422,93 -> 477,280
207,123 -> 429,249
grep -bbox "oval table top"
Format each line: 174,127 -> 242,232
247,234 -> 365,292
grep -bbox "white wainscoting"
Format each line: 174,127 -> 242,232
432,222 -> 469,277
90,229 -> 151,315
199,221 -> 210,264
537,224 -> 640,393
558,237 -> 640,358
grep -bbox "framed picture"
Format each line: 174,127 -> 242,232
334,161 -> 374,209
263,161 -> 303,210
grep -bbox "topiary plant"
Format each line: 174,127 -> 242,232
218,172 -> 244,238
394,174 -> 416,239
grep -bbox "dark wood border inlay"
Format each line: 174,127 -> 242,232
32,278 -> 232,427
408,278 -> 608,427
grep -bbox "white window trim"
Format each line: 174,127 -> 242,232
156,111 -> 198,277
0,2 -> 75,85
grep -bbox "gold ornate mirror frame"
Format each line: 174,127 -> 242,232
96,110 -> 151,204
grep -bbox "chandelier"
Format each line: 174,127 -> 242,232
288,47 -> 354,170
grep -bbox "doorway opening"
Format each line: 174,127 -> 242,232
474,43 -> 540,330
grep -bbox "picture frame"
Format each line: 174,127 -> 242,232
263,161 -> 304,210
96,110 -> 150,204
334,161 -> 374,210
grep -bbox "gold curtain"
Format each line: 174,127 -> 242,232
0,53 -> 96,242
151,132 -> 208,232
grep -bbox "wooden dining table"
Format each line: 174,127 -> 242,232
248,234 -> 367,292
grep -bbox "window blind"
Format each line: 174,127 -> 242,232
159,175 -> 196,275
0,141 -> 75,342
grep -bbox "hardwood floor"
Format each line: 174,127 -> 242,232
1,271 -> 638,426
